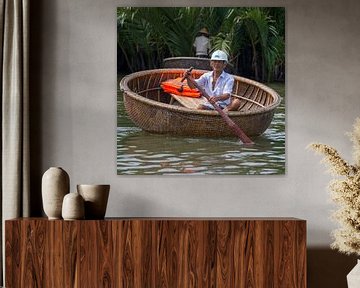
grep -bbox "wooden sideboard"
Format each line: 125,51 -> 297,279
5,218 -> 306,287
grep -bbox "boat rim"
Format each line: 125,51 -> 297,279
119,68 -> 281,116
163,56 -> 211,62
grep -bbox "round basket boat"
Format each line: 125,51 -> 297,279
119,69 -> 281,138
163,57 -> 234,74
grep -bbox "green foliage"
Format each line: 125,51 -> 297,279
117,7 -> 285,81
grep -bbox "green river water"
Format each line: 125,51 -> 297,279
117,81 -> 285,175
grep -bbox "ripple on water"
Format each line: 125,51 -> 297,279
117,83 -> 285,175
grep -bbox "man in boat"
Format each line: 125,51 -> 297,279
193,28 -> 211,58
186,49 -> 239,111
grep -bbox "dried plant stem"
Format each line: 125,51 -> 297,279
308,118 -> 360,256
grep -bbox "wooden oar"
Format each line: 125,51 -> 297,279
183,67 -> 254,145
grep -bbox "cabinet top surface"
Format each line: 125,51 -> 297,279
6,217 -> 306,222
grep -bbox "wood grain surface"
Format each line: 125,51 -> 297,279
5,218 -> 306,287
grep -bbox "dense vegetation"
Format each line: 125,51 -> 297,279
117,7 -> 285,82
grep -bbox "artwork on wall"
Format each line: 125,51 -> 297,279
117,7 -> 285,175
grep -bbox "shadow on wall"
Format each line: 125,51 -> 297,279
308,248 -> 357,288
109,193 -> 183,217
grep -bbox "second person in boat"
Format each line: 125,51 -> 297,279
186,50 -> 239,111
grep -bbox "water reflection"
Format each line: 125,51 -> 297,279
117,83 -> 285,175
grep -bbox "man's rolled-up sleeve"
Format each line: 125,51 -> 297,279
223,77 -> 234,95
195,74 -> 207,87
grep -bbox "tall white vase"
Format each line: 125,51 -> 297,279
347,259 -> 360,288
42,167 -> 70,219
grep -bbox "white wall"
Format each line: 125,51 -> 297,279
35,0 -> 360,250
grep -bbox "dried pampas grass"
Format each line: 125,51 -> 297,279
308,118 -> 360,256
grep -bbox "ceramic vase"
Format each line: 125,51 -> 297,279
347,259 -> 360,288
77,184 -> 110,219
42,167 -> 70,219
62,192 -> 85,220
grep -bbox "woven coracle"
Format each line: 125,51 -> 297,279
119,69 -> 281,137
163,57 -> 234,74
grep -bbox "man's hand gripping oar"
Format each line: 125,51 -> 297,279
182,67 -> 254,145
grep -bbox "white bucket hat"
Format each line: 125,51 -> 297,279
210,50 -> 228,62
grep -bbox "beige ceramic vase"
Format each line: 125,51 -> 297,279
62,192 -> 85,220
77,184 -> 110,219
42,167 -> 70,219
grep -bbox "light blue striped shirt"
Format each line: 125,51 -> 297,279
195,70 -> 234,108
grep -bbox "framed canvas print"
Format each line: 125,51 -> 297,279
117,7 -> 285,175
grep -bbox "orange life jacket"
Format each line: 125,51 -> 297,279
161,77 -> 201,98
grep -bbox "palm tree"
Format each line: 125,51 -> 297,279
117,7 -> 285,81
117,8 -> 203,71
204,8 -> 283,82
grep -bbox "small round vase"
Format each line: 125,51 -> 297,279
42,167 -> 70,219
62,192 -> 85,220
77,184 -> 110,219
